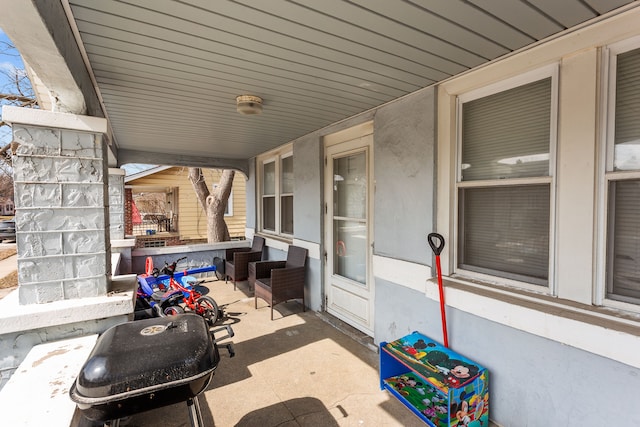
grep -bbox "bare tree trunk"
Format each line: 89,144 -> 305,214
188,168 -> 235,242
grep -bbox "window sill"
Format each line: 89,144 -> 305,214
427,275 -> 640,369
255,232 -> 293,250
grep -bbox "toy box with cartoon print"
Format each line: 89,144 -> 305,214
380,331 -> 489,427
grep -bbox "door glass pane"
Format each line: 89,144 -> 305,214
282,156 -> 294,193
458,184 -> 550,285
263,161 -> 275,195
462,78 -> 551,181
334,152 -> 366,219
607,179 -> 640,303
334,219 -> 366,284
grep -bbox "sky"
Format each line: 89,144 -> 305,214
0,28 -> 28,148
0,29 -> 23,73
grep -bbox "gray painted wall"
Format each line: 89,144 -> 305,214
305,257 -> 322,312
246,158 -> 256,231
374,280 -> 640,426
293,134 -> 323,244
291,133 -> 323,310
373,88 -> 436,265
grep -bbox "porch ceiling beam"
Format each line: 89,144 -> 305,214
117,149 -> 249,177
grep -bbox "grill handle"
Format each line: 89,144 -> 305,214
211,324 -> 236,358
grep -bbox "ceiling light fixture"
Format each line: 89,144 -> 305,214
236,95 -> 263,115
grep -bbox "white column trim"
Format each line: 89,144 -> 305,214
2,106 -> 106,133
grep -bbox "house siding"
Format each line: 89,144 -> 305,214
127,167 -> 246,241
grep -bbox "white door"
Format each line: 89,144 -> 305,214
324,131 -> 374,335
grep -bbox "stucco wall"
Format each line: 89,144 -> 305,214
245,158 -> 256,231
373,88 -> 436,265
293,134 -> 323,244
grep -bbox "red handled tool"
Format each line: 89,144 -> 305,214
428,233 -> 449,348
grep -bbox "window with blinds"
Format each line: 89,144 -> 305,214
457,75 -> 554,287
262,160 -> 276,232
281,155 -> 294,235
606,46 -> 640,305
258,147 -> 294,237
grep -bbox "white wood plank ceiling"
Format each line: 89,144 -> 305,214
65,0 -> 636,163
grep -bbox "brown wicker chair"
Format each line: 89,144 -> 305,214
225,236 -> 265,290
254,245 -> 308,320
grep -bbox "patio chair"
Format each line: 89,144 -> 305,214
225,236 -> 265,290
254,245 -> 308,320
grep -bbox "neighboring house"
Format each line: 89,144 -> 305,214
125,166 -> 246,247
0,197 -> 14,216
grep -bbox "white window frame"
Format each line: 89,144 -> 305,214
454,64 -> 559,295
280,152 -> 294,235
257,145 -> 293,238
597,35 -> 640,313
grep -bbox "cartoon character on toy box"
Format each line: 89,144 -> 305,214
387,334 -> 481,389
450,375 -> 489,427
382,332 -> 489,427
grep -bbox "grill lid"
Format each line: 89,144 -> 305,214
73,314 -> 218,400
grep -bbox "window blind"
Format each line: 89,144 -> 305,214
608,180 -> 640,302
458,185 -> 550,284
606,47 -> 640,304
614,47 -> 640,171
462,78 -> 551,181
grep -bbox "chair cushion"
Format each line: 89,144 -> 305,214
256,278 -> 272,289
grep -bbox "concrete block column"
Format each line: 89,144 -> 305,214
3,107 -> 110,304
108,168 -> 125,240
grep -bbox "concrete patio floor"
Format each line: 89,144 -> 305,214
121,278 -> 427,427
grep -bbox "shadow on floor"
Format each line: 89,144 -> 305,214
98,278 -> 415,427
235,397 -> 340,427
206,304 -> 377,390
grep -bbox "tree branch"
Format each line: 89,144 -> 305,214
0,93 -> 35,103
188,167 -> 210,212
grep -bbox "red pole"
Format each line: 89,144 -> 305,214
428,233 -> 449,348
434,254 -> 449,348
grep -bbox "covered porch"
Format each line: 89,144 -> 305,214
1,1 -> 640,426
